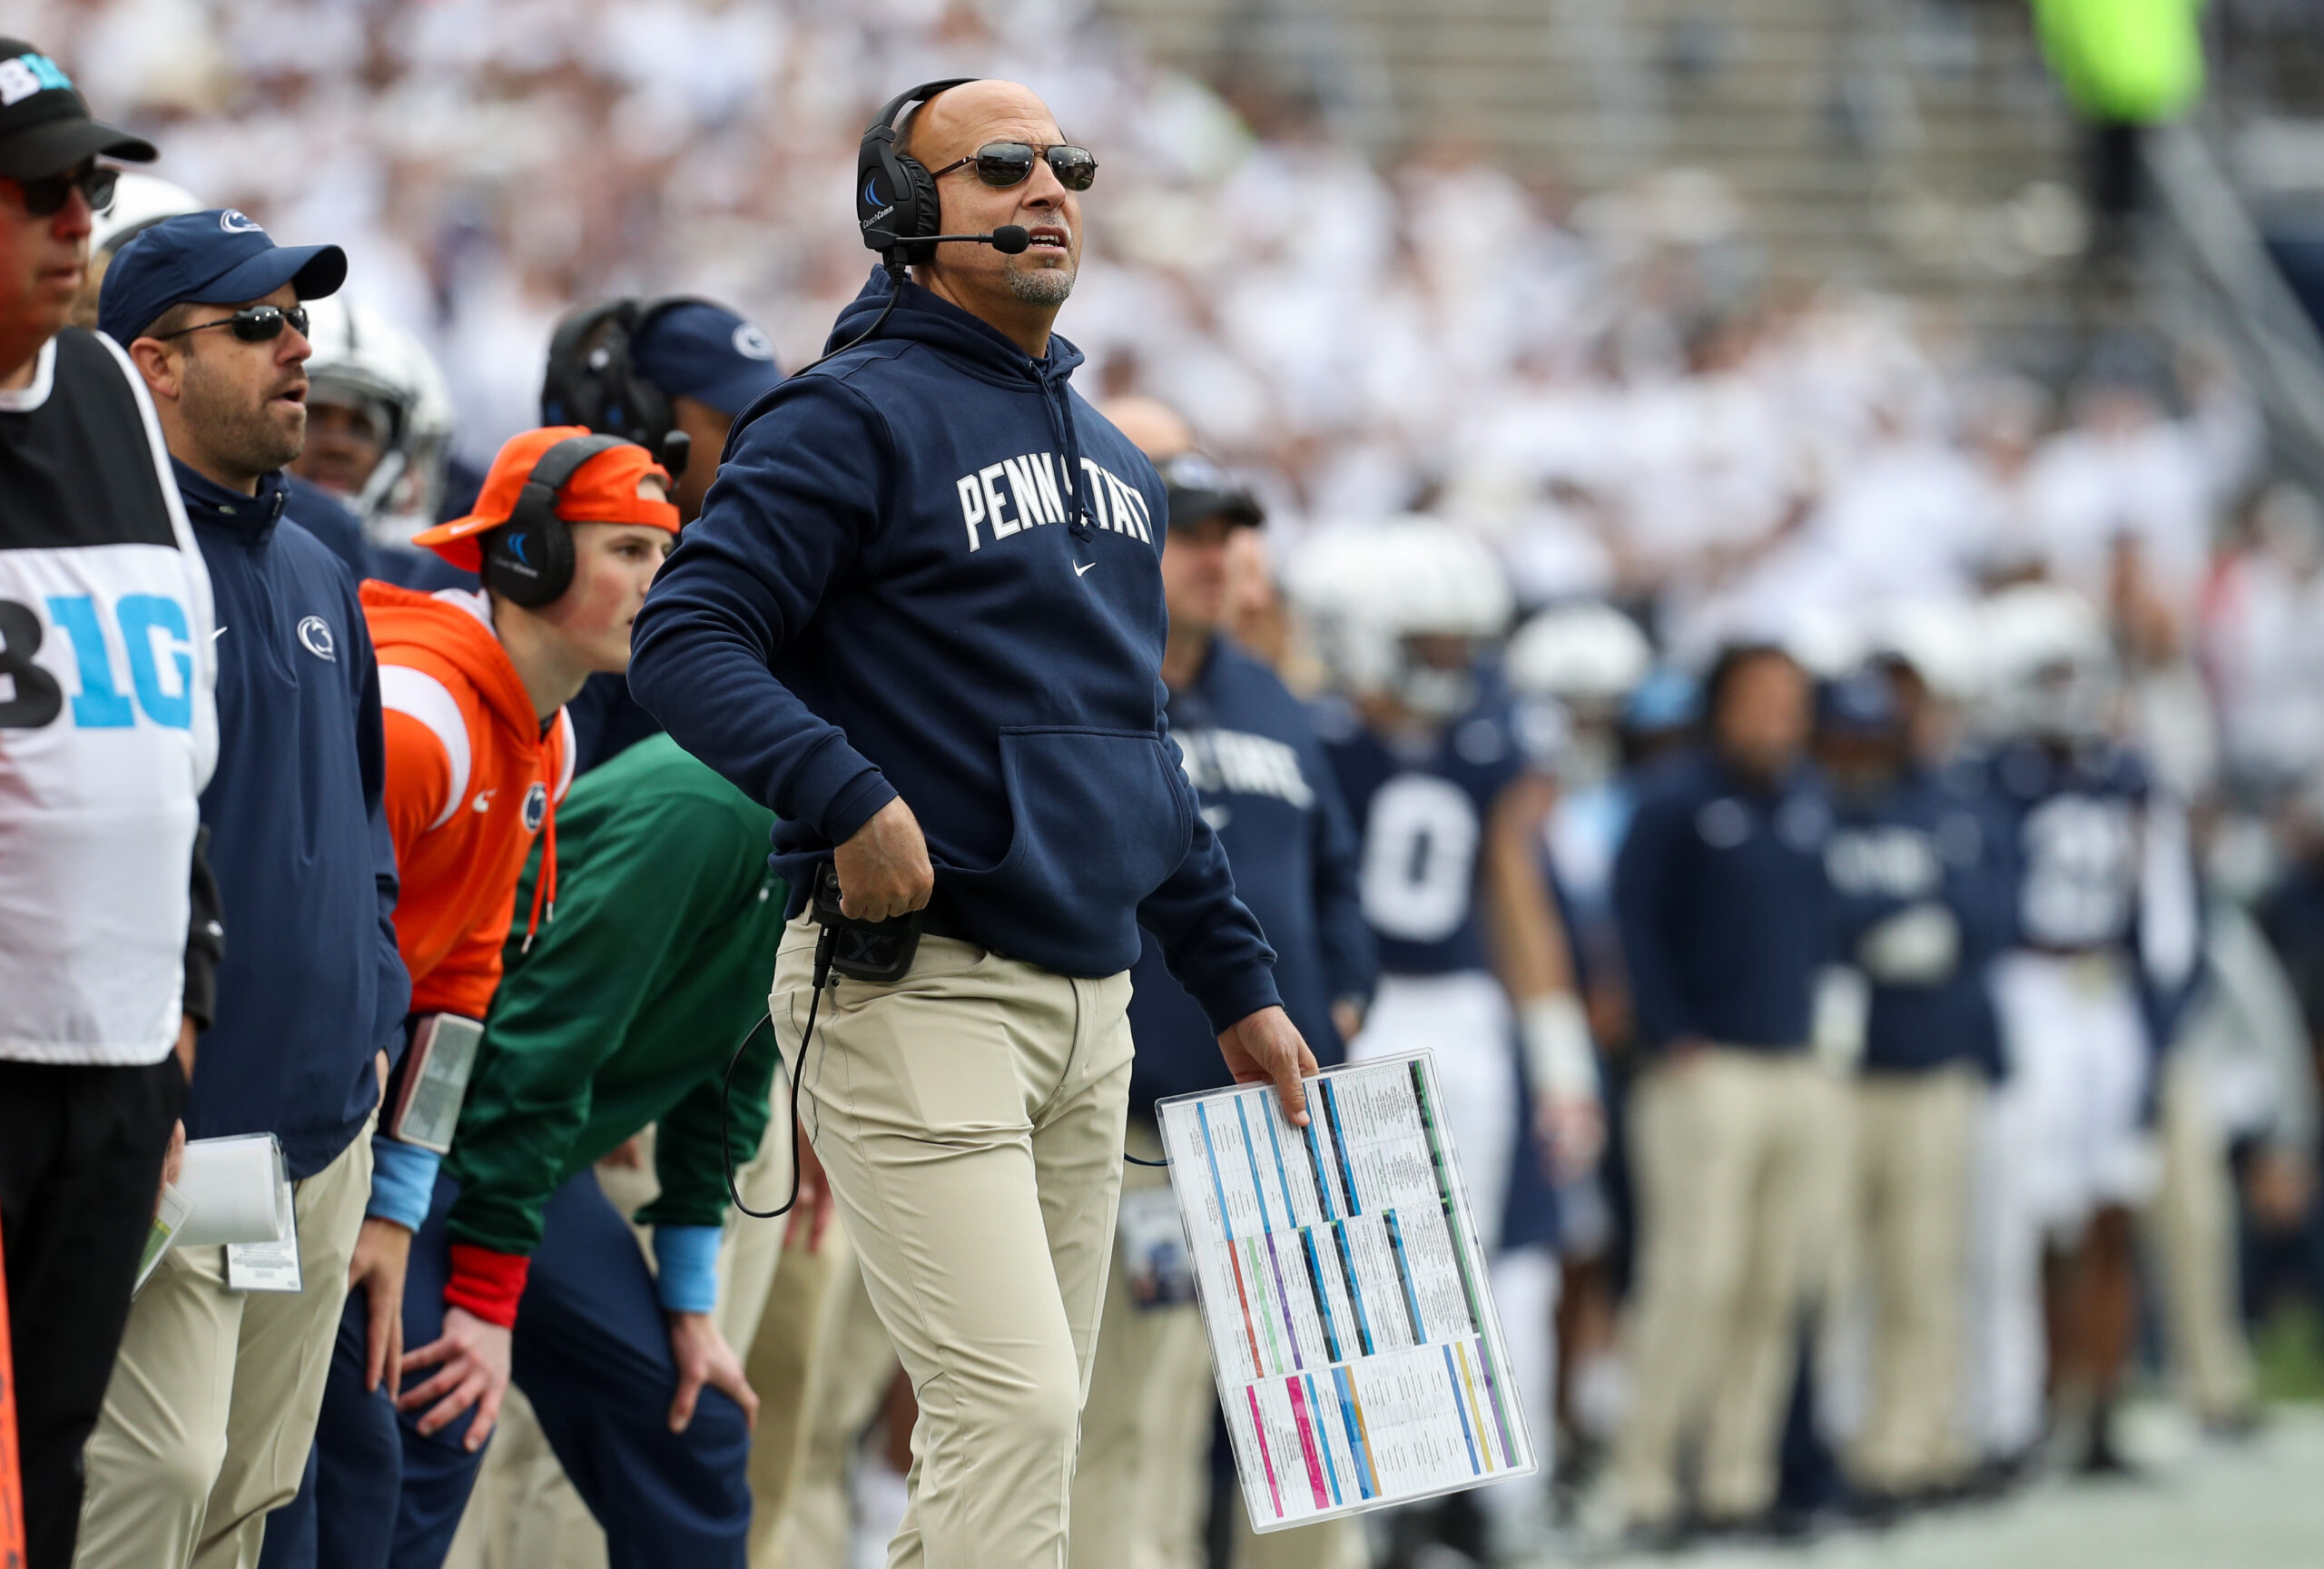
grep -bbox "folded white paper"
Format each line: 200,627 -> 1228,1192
174,1134 -> 290,1248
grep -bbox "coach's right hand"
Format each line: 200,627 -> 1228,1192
834,796 -> 934,922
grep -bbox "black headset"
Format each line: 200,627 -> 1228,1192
539,295 -> 716,469
856,78 -> 978,269
481,433 -> 638,608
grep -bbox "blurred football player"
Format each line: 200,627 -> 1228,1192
1967,584 -> 2201,1477
1815,666 -> 2011,1508
290,293 -> 464,589
1293,518 -> 1602,1555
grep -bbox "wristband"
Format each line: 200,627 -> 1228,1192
652,1225 -> 724,1316
445,1243 -> 530,1328
366,1138 -> 442,1231
1520,993 -> 1599,1101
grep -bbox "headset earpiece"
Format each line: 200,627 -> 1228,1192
539,296 -> 712,456
857,78 -> 978,270
481,433 -> 633,609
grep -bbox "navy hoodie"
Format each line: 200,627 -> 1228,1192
1129,637 -> 1374,1112
177,460 -> 411,1178
1613,748 -> 1839,1053
631,271 -> 1280,1031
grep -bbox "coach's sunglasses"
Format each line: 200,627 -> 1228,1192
154,303 -> 310,344
13,159 -> 117,218
931,142 -> 1098,192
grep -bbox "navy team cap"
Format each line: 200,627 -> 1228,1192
1817,670 -> 1901,737
99,208 -> 346,345
0,41 -> 155,179
632,301 -> 784,419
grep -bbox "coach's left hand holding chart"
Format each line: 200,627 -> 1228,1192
1159,1051 -> 1537,1532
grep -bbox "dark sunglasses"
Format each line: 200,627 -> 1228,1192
154,303 -> 310,344
931,142 -> 1098,193
14,160 -> 118,218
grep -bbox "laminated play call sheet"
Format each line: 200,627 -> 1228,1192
1157,1051 -> 1534,1531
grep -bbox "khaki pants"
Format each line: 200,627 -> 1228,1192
75,1121 -> 374,1569
1849,1064 -> 1979,1492
2150,1049 -> 2255,1422
1613,1050 -> 1844,1525
778,1239 -> 902,1569
773,918 -> 1133,1569
1070,1117 -> 1367,1569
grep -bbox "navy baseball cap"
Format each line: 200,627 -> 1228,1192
98,208 -> 346,345
631,301 -> 784,418
1817,670 -> 1901,737
0,41 -> 154,179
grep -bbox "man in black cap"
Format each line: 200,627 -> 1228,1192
542,295 -> 786,772
0,40 -> 222,1569
74,212 -> 413,1569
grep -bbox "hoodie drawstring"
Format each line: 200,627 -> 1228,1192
521,794 -> 556,952
1036,364 -> 1096,539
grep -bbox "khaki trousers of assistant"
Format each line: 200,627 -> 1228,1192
1849,1064 -> 1979,1492
778,1238 -> 902,1569
1069,1117 -> 1367,1569
773,917 -> 1133,1569
1612,1049 -> 1844,1525
2150,1050 -> 2256,1422
74,1119 -> 374,1569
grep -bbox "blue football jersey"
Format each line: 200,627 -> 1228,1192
1315,695 -> 1525,976
1985,738 -> 2150,952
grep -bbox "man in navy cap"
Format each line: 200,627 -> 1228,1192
76,212 -> 414,1569
541,295 -> 786,772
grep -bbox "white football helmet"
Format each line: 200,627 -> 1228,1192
93,173 -> 202,258
1981,582 -> 2116,739
299,295 -> 457,538
1506,601 -> 1652,710
1288,518 -> 1513,718
1864,597 -> 1989,703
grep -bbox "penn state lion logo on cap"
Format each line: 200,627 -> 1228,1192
731,322 -> 775,361
218,208 -> 264,234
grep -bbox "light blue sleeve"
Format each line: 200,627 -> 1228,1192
367,1138 -> 442,1231
651,1224 -> 724,1315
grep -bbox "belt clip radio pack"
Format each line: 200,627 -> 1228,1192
810,860 -> 923,982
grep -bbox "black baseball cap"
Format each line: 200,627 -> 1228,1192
0,42 -> 155,180
1157,451 -> 1262,532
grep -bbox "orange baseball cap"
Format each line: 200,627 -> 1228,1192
412,425 -> 681,570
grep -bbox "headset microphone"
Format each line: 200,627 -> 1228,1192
917,225 -> 1030,254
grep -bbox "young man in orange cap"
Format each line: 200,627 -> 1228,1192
267,426 -> 678,1569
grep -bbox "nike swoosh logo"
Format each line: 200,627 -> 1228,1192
1075,561 -> 1096,577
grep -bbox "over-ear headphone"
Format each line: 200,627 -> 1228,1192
540,296 -> 714,463
856,78 -> 978,268
482,433 -> 636,608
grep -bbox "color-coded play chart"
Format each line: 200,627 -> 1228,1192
1157,1051 -> 1536,1532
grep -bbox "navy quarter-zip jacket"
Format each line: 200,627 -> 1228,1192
1129,636 -> 1375,1112
1613,748 -> 1839,1054
631,271 -> 1281,1031
177,460 -> 410,1177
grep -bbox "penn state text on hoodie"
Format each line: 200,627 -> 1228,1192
174,459 -> 409,1178
1128,637 -> 1374,1112
631,270 -> 1280,1031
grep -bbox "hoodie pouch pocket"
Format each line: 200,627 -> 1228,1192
970,726 -> 1195,919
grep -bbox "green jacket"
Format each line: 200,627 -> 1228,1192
444,734 -> 787,1257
